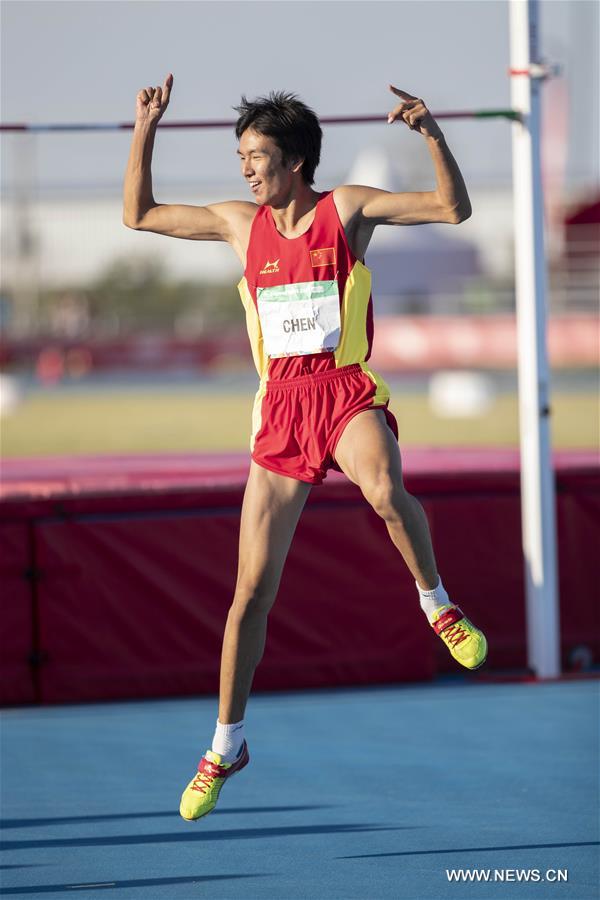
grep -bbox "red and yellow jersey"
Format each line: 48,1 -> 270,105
237,189 -> 391,448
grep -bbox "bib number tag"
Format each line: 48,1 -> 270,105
256,279 -> 341,357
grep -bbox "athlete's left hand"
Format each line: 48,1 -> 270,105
387,86 -> 442,138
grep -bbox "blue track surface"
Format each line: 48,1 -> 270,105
1,681 -> 598,899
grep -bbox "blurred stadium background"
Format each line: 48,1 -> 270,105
1,104 -> 598,453
1,139 -> 597,454
1,2 -> 598,455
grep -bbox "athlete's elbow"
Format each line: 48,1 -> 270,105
447,203 -> 472,224
458,203 -> 472,223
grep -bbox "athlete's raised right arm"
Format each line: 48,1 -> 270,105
122,73 -> 253,245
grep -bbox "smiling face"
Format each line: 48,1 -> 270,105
237,128 -> 302,206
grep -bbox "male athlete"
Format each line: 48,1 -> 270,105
123,73 -> 487,822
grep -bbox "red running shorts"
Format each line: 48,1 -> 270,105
251,363 -> 399,485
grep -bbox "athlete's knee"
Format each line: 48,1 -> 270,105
361,472 -> 408,523
230,578 -> 277,619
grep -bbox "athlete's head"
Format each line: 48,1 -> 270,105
234,91 -> 322,204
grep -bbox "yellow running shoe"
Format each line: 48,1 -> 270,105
431,605 -> 488,670
179,741 -> 249,821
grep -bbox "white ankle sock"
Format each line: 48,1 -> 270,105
212,719 -> 245,762
417,577 -> 451,623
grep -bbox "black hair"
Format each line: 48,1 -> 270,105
234,91 -> 322,185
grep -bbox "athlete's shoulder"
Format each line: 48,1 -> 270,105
212,200 -> 260,248
332,184 -> 384,210
215,200 -> 258,226
331,184 -> 383,229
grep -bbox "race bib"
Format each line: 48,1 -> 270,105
256,279 -> 341,358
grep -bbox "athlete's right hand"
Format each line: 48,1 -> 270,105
135,73 -> 173,126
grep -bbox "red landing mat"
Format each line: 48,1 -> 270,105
1,450 -> 598,704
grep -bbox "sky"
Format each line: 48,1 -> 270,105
1,0 -> 599,201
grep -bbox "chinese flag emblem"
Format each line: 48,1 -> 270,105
310,247 -> 336,268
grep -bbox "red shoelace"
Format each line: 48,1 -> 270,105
191,758 -> 226,794
433,607 -> 472,648
441,622 -> 470,648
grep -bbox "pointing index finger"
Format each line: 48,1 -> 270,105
163,73 -> 173,99
389,85 -> 416,101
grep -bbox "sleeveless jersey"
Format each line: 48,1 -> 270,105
237,190 -> 391,442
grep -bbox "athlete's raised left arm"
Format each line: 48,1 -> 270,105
343,86 -> 472,227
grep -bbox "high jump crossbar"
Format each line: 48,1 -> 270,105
0,109 -> 519,133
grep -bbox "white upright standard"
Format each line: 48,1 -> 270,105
510,0 -> 560,677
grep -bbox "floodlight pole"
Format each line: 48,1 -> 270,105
509,0 -> 560,677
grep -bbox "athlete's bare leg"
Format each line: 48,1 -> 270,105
218,460 -> 311,724
334,409 -> 438,590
